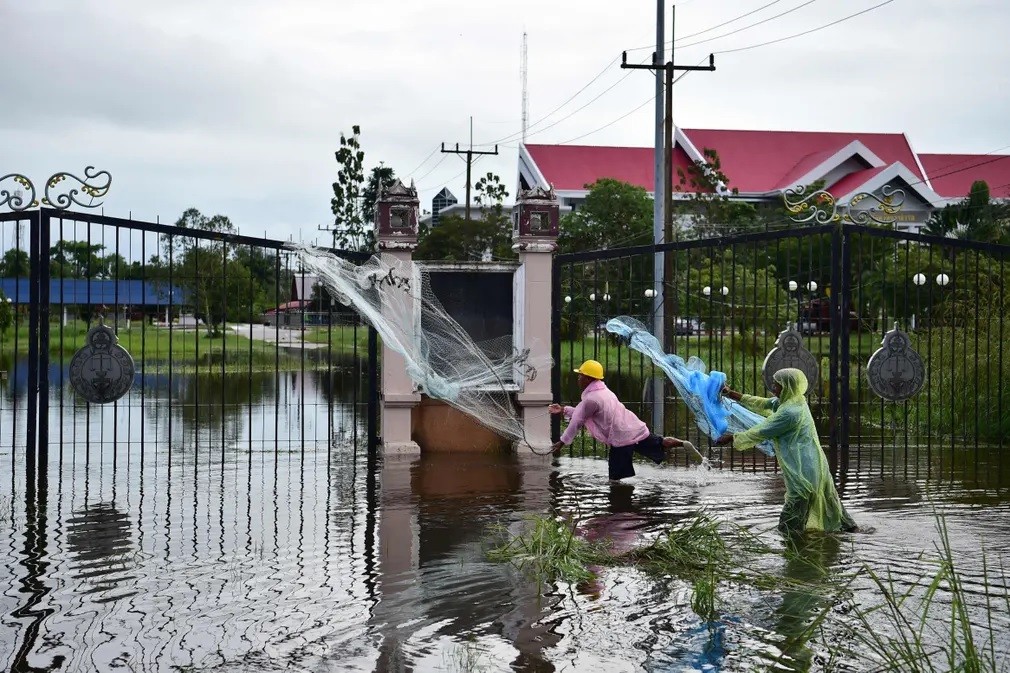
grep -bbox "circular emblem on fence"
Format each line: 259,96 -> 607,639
866,323 -> 925,402
762,323 -> 819,393
69,319 -> 135,404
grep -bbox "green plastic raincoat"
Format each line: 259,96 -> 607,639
734,368 -> 857,535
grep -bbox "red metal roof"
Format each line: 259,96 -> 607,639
527,128 -> 924,195
917,154 -> 1010,199
683,129 -> 923,192
525,143 -> 695,192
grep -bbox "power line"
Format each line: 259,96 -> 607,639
906,154 -> 1010,192
480,56 -> 649,148
711,0 -> 897,55
558,60 -> 704,146
559,95 -> 655,145
414,153 -> 450,185
405,145 -> 441,179
480,56 -> 623,147
674,0 -> 787,42
628,0 -> 788,51
676,0 -> 823,51
441,118 -> 499,221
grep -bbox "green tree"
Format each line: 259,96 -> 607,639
0,248 -> 30,277
49,241 -> 107,278
555,179 -> 654,335
558,178 -> 652,253
415,171 -> 514,262
672,148 -> 759,239
925,180 -> 1010,244
678,249 -> 791,337
328,126 -> 396,253
0,290 -> 12,335
415,214 -> 504,261
163,208 -> 252,337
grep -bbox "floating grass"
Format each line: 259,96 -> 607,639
487,515 -> 611,586
629,513 -> 731,579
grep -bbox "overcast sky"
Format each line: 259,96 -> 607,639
3,0 -> 1008,244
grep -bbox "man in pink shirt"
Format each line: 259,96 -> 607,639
549,359 -> 688,480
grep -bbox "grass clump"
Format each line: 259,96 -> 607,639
630,513 -> 731,578
487,515 -> 610,586
844,515 -> 1010,673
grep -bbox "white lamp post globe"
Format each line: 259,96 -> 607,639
702,286 -> 712,297
787,280 -> 798,292
644,288 -> 656,298
720,286 -> 730,296
806,281 -> 818,292
936,273 -> 951,287
564,295 -> 572,304
912,273 -> 926,286
589,293 -> 596,302
603,293 -> 611,302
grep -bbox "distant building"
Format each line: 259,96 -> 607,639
430,187 -> 458,228
517,127 -> 1010,234
0,278 -> 183,308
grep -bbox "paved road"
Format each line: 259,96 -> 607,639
231,323 -> 327,350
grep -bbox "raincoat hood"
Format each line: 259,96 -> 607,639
773,368 -> 808,403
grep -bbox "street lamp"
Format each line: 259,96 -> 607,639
603,293 -> 611,302
787,280 -> 798,292
644,288 -> 656,298
702,286 -> 712,296
912,273 -> 926,286
720,286 -> 729,296
936,273 -> 951,287
564,295 -> 572,304
806,281 -> 818,292
589,293 -> 596,301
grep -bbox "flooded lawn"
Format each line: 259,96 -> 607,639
2,437 -> 1008,671
1,372 -> 1007,671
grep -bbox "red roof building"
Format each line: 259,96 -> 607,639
517,128 -> 1009,233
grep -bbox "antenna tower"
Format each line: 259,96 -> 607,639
521,31 -> 528,145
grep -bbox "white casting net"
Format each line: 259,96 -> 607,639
291,245 -> 551,446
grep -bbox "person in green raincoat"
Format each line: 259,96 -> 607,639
715,368 -> 857,535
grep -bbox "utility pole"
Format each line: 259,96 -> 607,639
621,6 -> 715,347
441,118 -> 498,221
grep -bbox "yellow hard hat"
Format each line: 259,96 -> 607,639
573,359 -> 604,380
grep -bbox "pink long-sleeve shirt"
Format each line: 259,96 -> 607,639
560,379 -> 651,447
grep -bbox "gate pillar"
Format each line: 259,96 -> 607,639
375,180 -> 421,454
512,187 -> 560,449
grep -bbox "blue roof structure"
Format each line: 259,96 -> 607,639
0,278 -> 186,306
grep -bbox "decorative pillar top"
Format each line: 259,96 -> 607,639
512,185 -> 559,252
376,179 -> 420,250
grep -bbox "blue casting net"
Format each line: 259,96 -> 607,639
606,316 -> 775,456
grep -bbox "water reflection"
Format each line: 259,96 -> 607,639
0,371 -> 1008,672
65,502 -> 137,603
772,534 -> 842,670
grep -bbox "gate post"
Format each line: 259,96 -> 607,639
38,210 -> 51,474
828,225 -> 842,474
828,223 -> 853,476
512,187 -> 560,449
25,209 -> 41,481
375,180 -> 421,454
838,225 -> 852,474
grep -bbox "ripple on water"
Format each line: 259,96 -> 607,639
0,441 -> 1007,671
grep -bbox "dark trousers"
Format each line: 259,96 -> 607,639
608,434 -> 665,480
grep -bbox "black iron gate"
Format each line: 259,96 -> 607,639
1,208 -> 379,488
552,223 -> 1010,485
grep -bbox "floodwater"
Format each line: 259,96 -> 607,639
1,367 -> 1009,671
